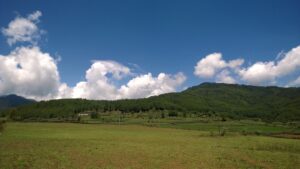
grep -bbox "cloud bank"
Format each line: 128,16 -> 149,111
194,46 -> 300,86
57,61 -> 185,100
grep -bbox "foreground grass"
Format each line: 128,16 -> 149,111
0,123 -> 299,169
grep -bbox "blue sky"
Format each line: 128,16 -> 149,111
0,0 -> 300,100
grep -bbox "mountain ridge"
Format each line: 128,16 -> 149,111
1,83 -> 300,122
0,94 -> 36,111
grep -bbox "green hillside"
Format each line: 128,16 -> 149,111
155,83 -> 300,121
2,83 -> 300,122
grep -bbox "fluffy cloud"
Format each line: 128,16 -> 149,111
239,45 -> 300,85
2,11 -> 42,46
194,45 -> 300,86
194,53 -> 243,84
0,53 -> 186,100
238,61 -> 276,85
0,46 -> 60,100
194,53 -> 243,79
0,11 -> 61,100
85,60 -> 130,81
216,70 -> 236,84
194,53 -> 226,78
119,72 -> 186,98
228,59 -> 244,69
275,46 -> 300,76
59,61 -> 186,100
67,61 -> 131,100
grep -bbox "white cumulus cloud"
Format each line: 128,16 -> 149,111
216,70 -> 236,84
194,53 -> 243,84
0,46 -> 60,100
119,72 -> 186,99
194,45 -> 300,86
59,61 -> 187,100
228,58 -> 244,69
239,45 -> 300,85
68,61 -> 131,100
194,53 -> 244,79
2,11 -> 43,46
194,53 -> 226,78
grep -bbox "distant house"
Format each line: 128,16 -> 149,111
77,113 -> 90,116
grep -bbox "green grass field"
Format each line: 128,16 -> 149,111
83,116 -> 300,134
0,122 -> 299,169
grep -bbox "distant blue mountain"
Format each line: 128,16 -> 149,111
0,94 -> 35,110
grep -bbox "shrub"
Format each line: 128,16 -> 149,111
168,111 -> 178,117
218,125 -> 226,136
241,130 -> 247,136
220,128 -> 226,136
161,112 -> 165,119
221,117 -> 227,121
183,112 -> 187,118
148,114 -> 154,123
254,131 -> 261,135
90,112 -> 98,119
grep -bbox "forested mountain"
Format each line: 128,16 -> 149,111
0,94 -> 35,111
1,83 -> 300,122
160,83 -> 300,121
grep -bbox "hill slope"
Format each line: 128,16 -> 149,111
2,83 -> 300,122
154,83 -> 300,121
0,94 -> 35,111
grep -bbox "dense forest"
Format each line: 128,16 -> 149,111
1,83 -> 300,122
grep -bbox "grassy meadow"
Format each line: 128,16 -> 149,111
0,122 -> 300,169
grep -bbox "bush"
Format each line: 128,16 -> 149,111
254,131 -> 261,135
161,112 -> 165,119
219,128 -> 226,136
241,130 -> 247,136
168,111 -> 178,117
90,112 -> 98,119
148,114 -> 154,123
221,117 -> 227,121
218,125 -> 226,136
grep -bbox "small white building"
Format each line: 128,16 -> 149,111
77,113 -> 90,116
